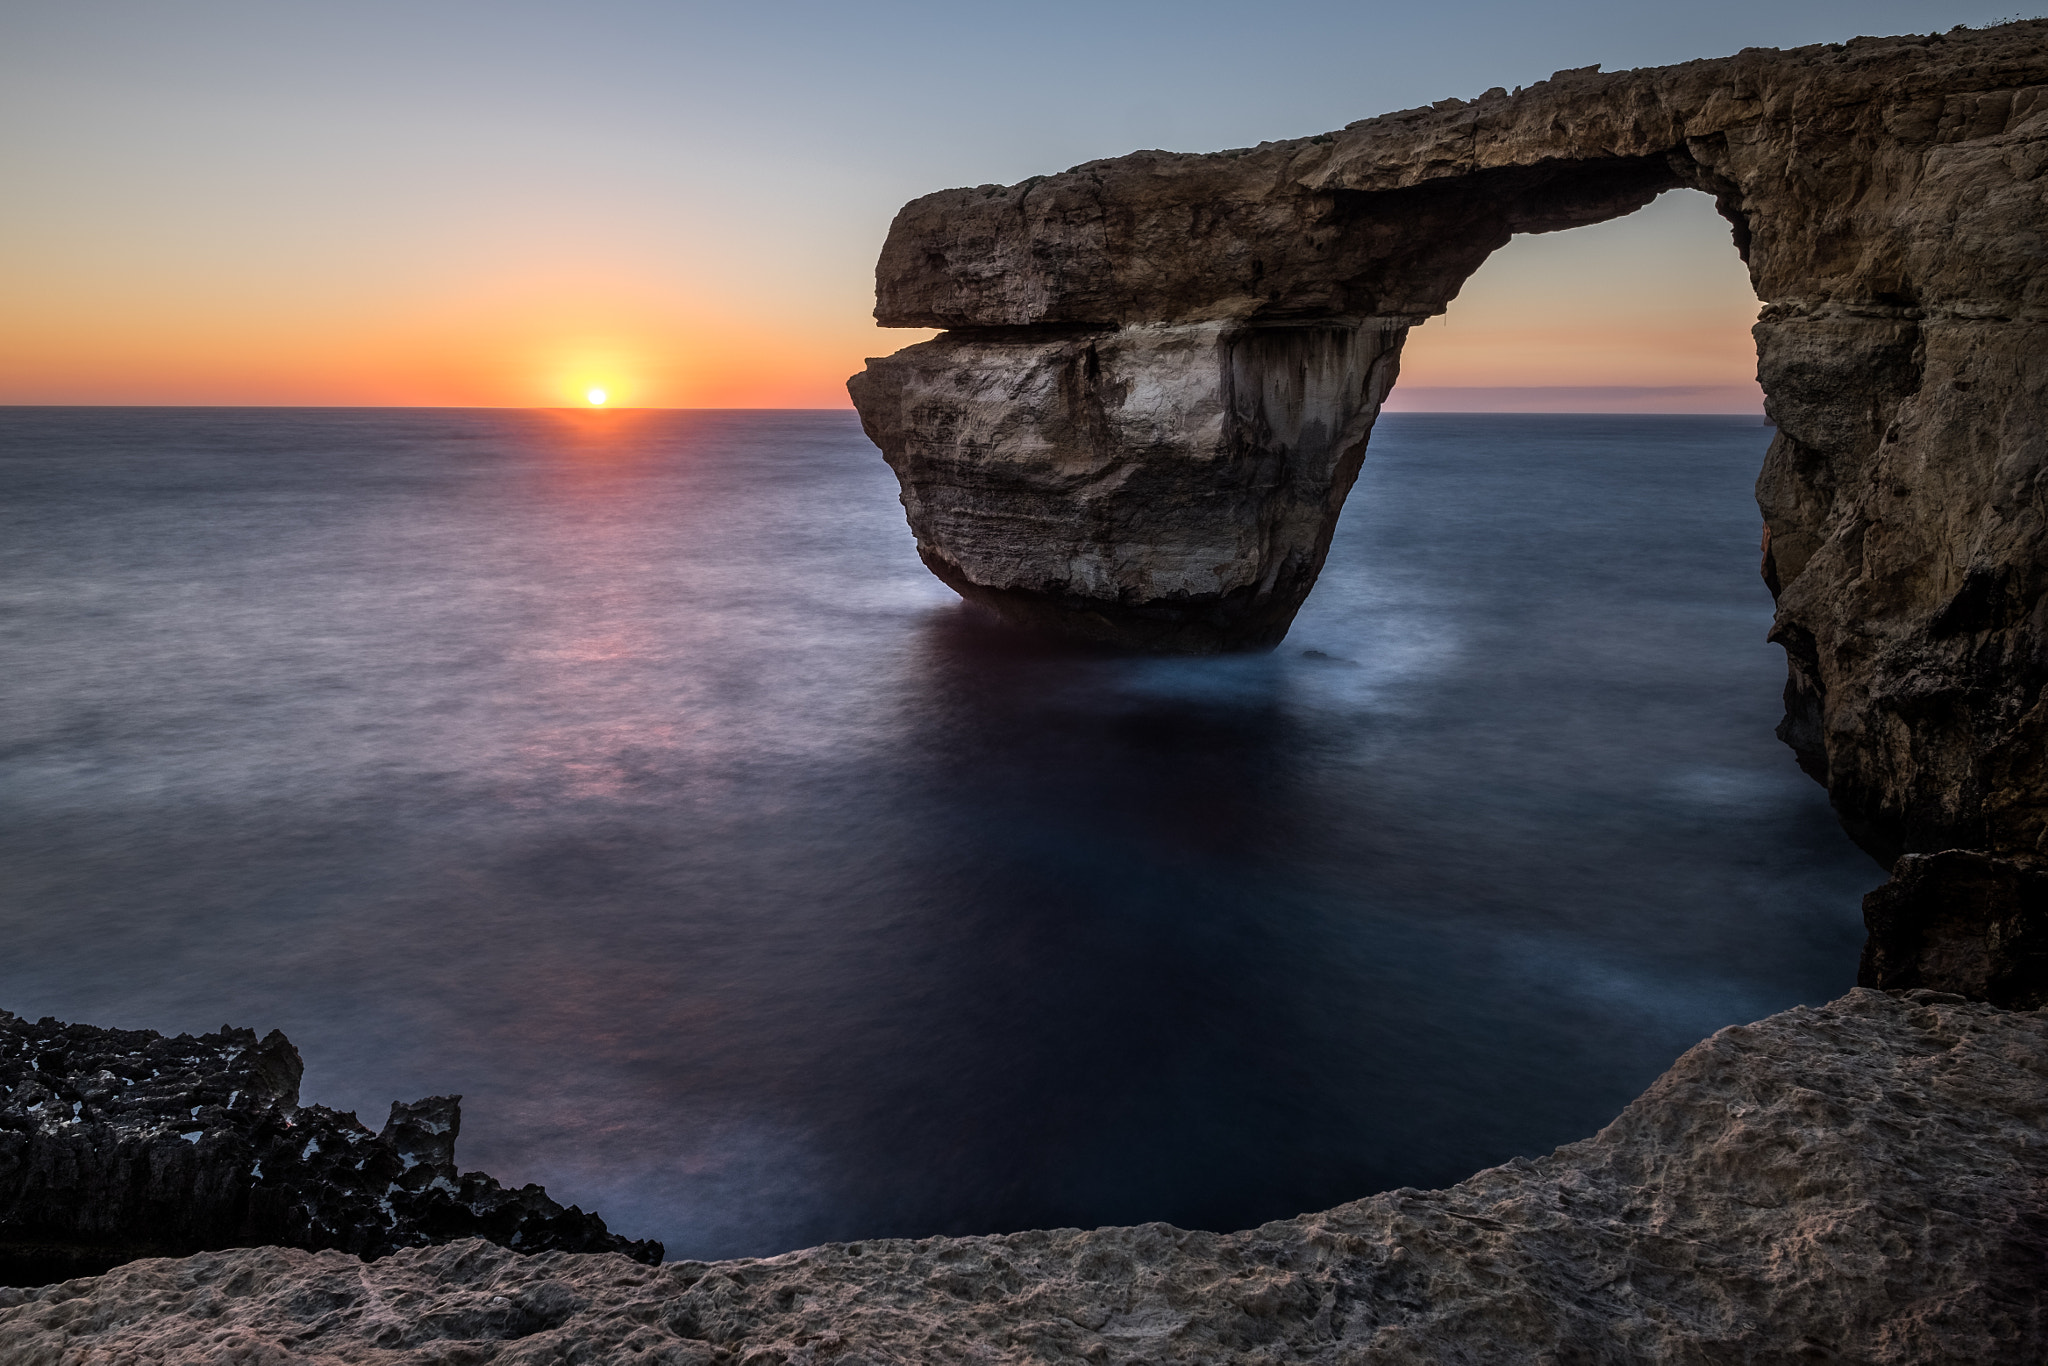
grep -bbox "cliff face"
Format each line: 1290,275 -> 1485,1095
0,1010 -> 660,1286
4,989 -> 2043,1363
848,21 -> 2048,1001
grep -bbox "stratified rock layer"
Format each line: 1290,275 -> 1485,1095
855,320 -> 1401,651
2,989 -> 2043,1363
848,21 -> 2048,1002
0,1010 -> 660,1286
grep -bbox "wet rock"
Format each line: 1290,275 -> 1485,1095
0,1010 -> 660,1286
2,989 -> 2042,1362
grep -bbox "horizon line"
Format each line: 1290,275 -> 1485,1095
0,402 -> 1773,418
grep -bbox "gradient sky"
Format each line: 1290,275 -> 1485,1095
1,1 -> 2027,409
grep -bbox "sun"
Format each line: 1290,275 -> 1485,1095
585,387 -> 608,406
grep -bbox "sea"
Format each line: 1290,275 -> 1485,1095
0,407 -> 1880,1259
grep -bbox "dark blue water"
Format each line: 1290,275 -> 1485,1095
0,407 -> 1877,1258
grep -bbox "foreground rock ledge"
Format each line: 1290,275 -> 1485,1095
3,990 -> 2041,1365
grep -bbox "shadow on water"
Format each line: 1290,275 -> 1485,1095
0,409 -> 1880,1258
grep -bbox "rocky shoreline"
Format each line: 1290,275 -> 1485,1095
0,1009 -> 659,1289
3,989 -> 2043,1363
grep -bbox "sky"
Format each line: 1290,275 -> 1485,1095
0,1 -> 2033,410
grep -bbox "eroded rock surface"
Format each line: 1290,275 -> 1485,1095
848,21 -> 2048,1002
853,319 -> 1401,651
2,989 -> 2042,1363
0,1010 -> 660,1286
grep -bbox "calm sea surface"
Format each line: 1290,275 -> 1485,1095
0,408 -> 1878,1258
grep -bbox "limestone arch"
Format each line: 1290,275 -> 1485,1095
850,24 -> 2048,923
851,149 -> 1758,654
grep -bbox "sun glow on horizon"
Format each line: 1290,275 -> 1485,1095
586,387 -> 608,406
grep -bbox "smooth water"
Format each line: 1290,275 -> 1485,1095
0,408 -> 1878,1257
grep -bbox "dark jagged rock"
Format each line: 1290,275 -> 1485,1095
1860,850 -> 2048,1007
848,21 -> 2048,1005
0,1010 -> 660,1286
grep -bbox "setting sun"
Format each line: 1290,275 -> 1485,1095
586,387 -> 608,406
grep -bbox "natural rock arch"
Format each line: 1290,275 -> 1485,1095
852,152 -> 1701,656
849,23 -> 2048,999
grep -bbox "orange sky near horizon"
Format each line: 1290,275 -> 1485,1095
1387,189 -> 1764,412
0,247 -> 921,408
0,310 -> 909,409
0,192 -> 1757,411
0,184 -> 1758,411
